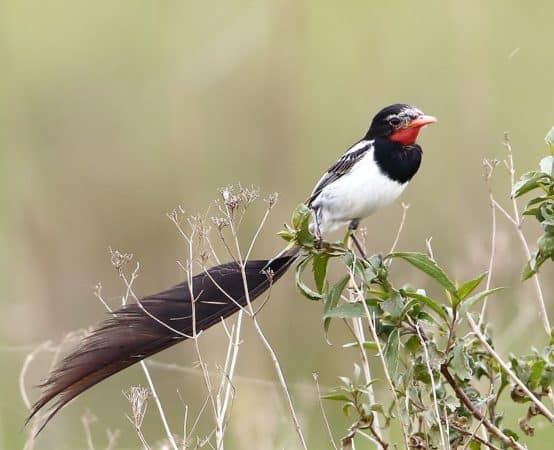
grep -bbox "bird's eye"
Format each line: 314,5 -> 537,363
389,117 -> 401,126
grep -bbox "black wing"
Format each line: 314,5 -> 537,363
307,140 -> 373,206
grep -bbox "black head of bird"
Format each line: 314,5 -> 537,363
365,103 -> 437,144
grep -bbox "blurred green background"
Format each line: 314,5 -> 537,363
2,1 -> 554,448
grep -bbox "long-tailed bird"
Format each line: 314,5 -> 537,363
27,103 -> 436,433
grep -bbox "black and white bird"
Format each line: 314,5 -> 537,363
309,103 -> 436,234
307,103 -> 436,254
28,103 -> 436,434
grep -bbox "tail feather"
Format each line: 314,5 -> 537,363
27,251 -> 298,433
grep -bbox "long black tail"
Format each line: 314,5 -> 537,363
27,250 -> 299,434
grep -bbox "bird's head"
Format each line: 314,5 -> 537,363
366,104 -> 437,145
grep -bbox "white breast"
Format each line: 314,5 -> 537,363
311,148 -> 406,233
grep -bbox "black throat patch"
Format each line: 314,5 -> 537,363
373,137 -> 422,184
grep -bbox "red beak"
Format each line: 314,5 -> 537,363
389,114 -> 437,145
407,115 -> 438,129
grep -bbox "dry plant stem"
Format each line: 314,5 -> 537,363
352,318 -> 378,415
212,202 -> 274,449
110,264 -> 179,450
21,341 -> 58,449
313,372 -> 339,450
81,412 -> 96,450
345,252 -> 387,449
133,426 -> 150,450
181,403 -> 188,450
215,315 -> 242,449
440,364 -> 527,450
388,202 -> 410,255
358,293 -> 410,447
180,232 -> 221,447
223,202 -> 308,450
466,313 -> 554,422
105,429 -> 121,450
146,359 -> 320,393
20,341 -> 51,410
415,326 -> 448,450
480,160 -> 498,323
504,138 -> 551,335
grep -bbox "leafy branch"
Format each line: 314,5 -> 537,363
283,156 -> 554,450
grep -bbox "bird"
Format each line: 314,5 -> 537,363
27,103 -> 436,434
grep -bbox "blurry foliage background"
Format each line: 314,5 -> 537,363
1,1 -> 554,448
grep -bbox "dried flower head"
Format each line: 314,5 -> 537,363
124,386 -> 150,429
109,247 -> 134,271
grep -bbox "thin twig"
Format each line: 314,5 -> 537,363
441,364 -> 526,450
344,248 -> 386,448
81,410 -> 96,450
103,258 -> 179,450
225,199 -> 308,449
389,202 -> 410,254
480,159 -> 499,323
313,372 -> 339,450
416,326 -> 448,450
504,136 -> 551,334
451,423 -> 502,450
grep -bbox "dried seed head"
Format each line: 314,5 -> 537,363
109,247 -> 133,270
265,192 -> 279,208
219,185 -> 241,212
188,214 -> 211,240
124,386 -> 150,428
240,185 -> 260,205
212,216 -> 229,230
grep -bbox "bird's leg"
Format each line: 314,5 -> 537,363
347,219 -> 367,260
313,208 -> 324,249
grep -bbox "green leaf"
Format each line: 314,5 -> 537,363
456,272 -> 487,301
321,392 -> 351,402
342,341 -> 379,351
292,203 -> 311,229
277,229 -> 294,242
342,403 -> 354,416
384,329 -> 400,378
338,376 -> 351,386
458,287 -> 503,317
413,363 -> 431,384
370,404 -> 384,414
291,203 -> 314,248
403,290 -> 449,322
540,365 -> 554,388
512,171 -> 551,198
380,293 -> 404,321
312,253 -> 329,293
452,341 -> 473,381
405,335 -> 421,354
538,232 -> 554,258
523,196 -> 551,216
528,359 -> 546,390
323,275 -> 350,339
324,302 -> 365,319
502,428 -> 520,442
295,256 -> 322,301
521,250 -> 547,281
387,252 -> 458,298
